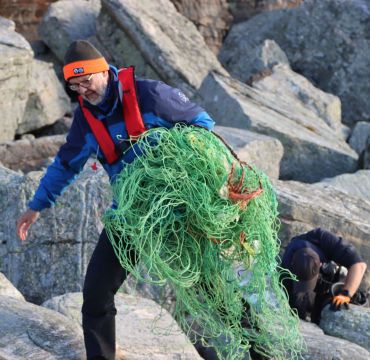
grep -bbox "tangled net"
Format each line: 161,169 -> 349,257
103,125 -> 303,359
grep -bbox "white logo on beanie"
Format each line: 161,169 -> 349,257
73,67 -> 84,74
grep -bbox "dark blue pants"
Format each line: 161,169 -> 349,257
82,229 -> 134,360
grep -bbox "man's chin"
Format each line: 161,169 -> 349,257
83,94 -> 104,106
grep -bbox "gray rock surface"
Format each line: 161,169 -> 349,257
0,163 -> 111,304
198,71 -> 358,182
252,64 -> 344,138
214,125 -> 283,179
0,273 -> 25,301
231,39 -> 290,84
300,320 -> 370,359
275,179 -> 370,288
320,304 -> 370,352
97,0 -> 227,96
315,170 -> 370,203
0,16 -> 15,31
349,121 -> 370,155
0,21 -> 71,142
38,0 -> 102,62
43,292 -> 202,359
219,0 -> 370,126
0,135 -> 65,173
0,21 -> 33,142
0,295 -> 85,359
364,137 -> 370,169
18,59 -> 71,134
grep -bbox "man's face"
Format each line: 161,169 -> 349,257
69,71 -> 109,105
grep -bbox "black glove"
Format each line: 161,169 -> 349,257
330,289 -> 351,311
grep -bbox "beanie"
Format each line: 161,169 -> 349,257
63,40 -> 109,81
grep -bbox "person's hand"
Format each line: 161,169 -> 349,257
330,289 -> 351,311
16,209 -> 40,241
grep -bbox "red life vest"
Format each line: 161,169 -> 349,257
78,66 -> 146,164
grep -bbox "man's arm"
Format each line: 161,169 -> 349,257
343,262 -> 367,297
16,113 -> 91,240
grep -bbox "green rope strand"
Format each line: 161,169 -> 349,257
103,125 -> 303,359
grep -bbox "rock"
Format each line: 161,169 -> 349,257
0,21 -> 71,142
43,292 -> 202,359
300,320 -> 370,359
34,116 -> 73,137
0,163 -> 111,304
0,15 -> 15,31
0,1 -> 55,42
0,295 -> 85,359
213,125 -> 283,179
0,21 -> 33,142
17,59 -> 71,135
275,179 -> 370,288
197,71 -> 358,182
170,0 -> 233,54
232,39 -> 290,85
0,273 -> 25,301
0,135 -> 66,173
220,0 -> 370,126
364,137 -> 370,169
349,121 -> 370,155
315,170 -> 370,203
320,304 -> 370,352
252,64 -> 344,138
227,0 -> 303,23
97,0 -> 227,96
38,0 -> 102,62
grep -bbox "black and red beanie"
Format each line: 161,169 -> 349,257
63,40 -> 109,81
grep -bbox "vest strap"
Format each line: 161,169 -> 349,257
79,66 -> 146,165
118,66 -> 146,138
78,97 -> 118,164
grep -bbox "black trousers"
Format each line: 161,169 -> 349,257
82,229 -> 134,360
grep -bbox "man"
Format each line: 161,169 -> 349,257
281,228 -> 367,323
16,40 -> 215,360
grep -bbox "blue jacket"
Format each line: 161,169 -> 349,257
29,66 -> 215,211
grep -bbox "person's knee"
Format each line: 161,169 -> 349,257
82,281 -> 117,316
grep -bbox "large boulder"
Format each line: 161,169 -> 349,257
0,163 -> 111,304
0,135 -> 65,173
197,71 -> 358,182
0,295 -> 85,359
315,170 -> 370,203
43,292 -> 202,359
0,273 -> 25,301
219,0 -> 370,126
300,320 -> 370,359
0,18 -> 33,142
19,59 -> 71,134
251,64 -> 345,138
275,179 -> 370,288
320,304 -> 370,352
0,19 -> 71,142
214,125 -> 283,179
38,0 -> 102,62
96,0 -> 227,96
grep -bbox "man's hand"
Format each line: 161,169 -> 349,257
16,209 -> 40,241
330,289 -> 351,311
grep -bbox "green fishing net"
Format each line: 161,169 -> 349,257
103,125 -> 303,359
